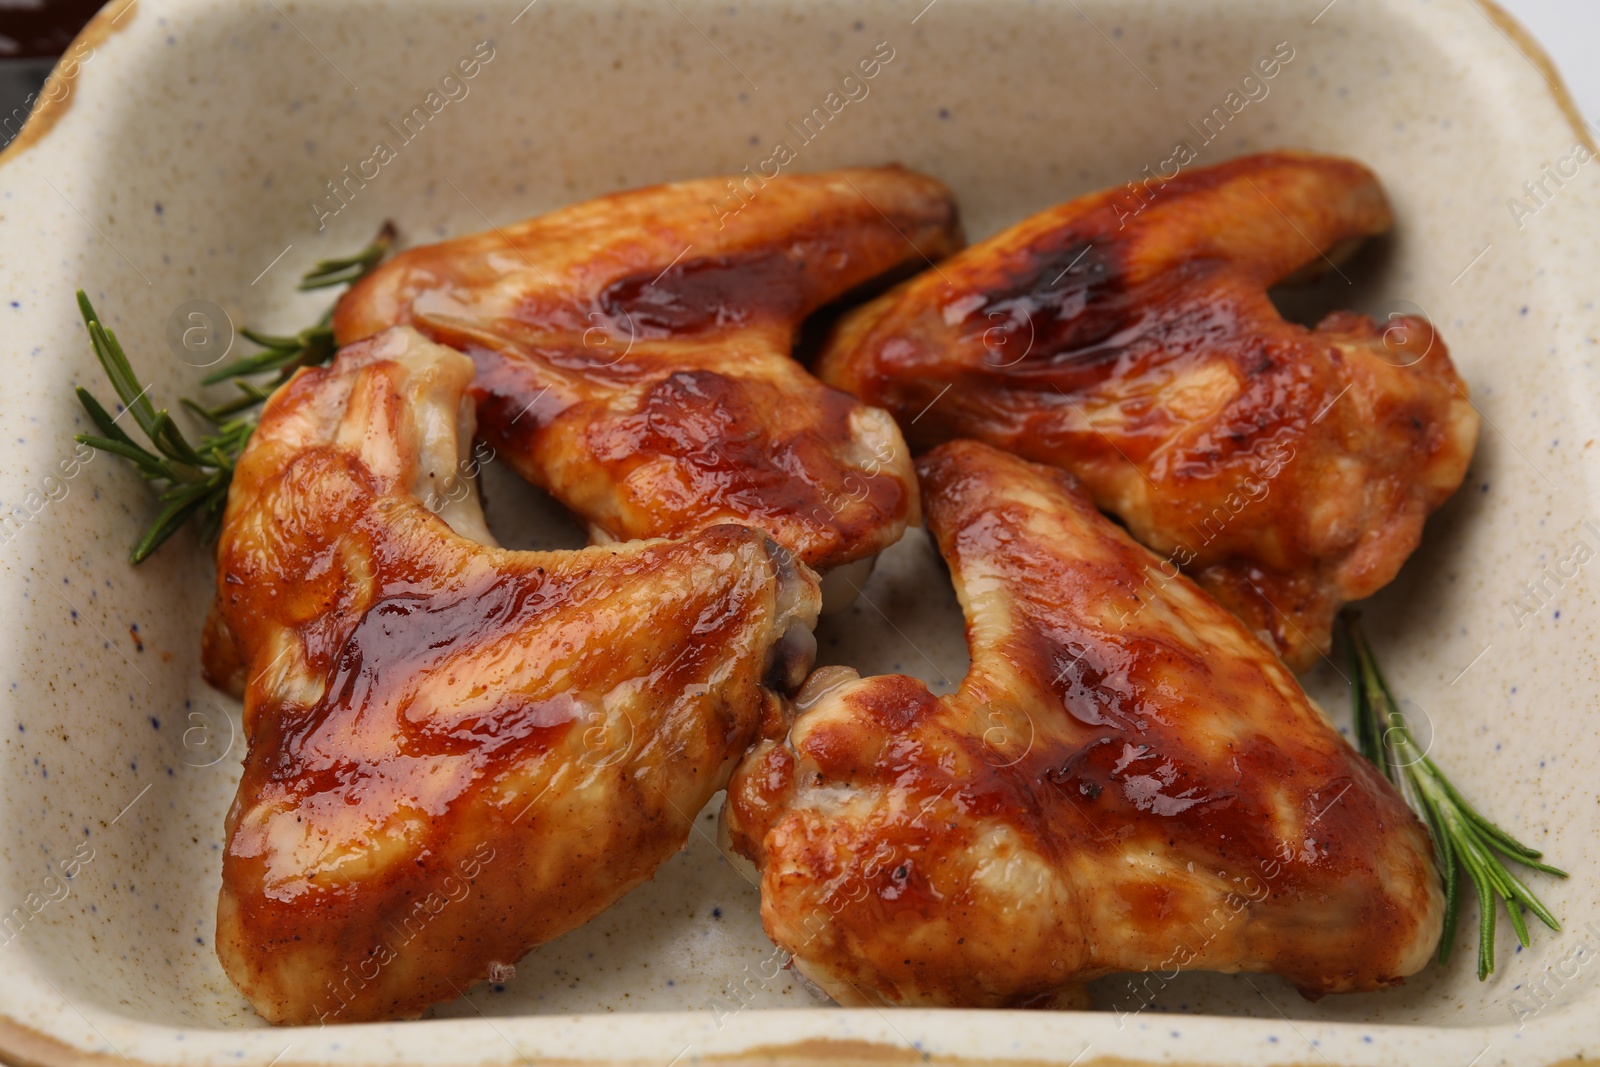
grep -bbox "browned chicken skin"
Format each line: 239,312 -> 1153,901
818,152 -> 1478,668
725,441 -> 1443,1007
333,166 -> 963,589
204,327 -> 819,1024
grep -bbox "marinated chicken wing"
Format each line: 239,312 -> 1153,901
817,152 -> 1478,667
725,441 -> 1443,1007
205,326 -> 820,1024
334,166 -> 962,597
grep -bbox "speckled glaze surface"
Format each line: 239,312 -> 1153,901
0,0 -> 1596,1063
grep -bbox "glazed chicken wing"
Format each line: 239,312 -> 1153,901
725,440 -> 1442,1007
334,166 -> 962,595
818,152 -> 1478,667
204,327 -> 819,1024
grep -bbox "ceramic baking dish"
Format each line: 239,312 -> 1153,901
1,0 -> 1597,1063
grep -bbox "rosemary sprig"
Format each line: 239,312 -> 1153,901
73,224 -> 395,562
199,221 -> 396,392
1342,614 -> 1565,980
72,293 -> 245,561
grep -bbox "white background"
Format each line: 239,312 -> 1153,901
1498,1 -> 1598,121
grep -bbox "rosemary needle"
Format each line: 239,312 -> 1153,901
1342,613 -> 1565,980
198,221 -> 396,395
73,223 -> 395,563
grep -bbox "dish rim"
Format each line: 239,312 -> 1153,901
0,0 -> 1595,1064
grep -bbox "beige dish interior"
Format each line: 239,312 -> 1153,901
0,0 -> 1596,1063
